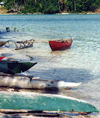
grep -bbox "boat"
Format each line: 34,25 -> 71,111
0,92 -> 98,113
0,74 -> 81,90
0,56 -> 5,61
49,37 -> 72,51
15,39 -> 35,50
5,39 -> 35,50
0,41 -> 7,47
0,61 -> 37,74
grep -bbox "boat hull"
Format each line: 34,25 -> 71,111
0,61 -> 37,74
0,92 -> 98,113
49,37 -> 72,51
0,75 -> 81,90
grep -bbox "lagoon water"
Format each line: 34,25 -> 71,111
0,14 -> 100,113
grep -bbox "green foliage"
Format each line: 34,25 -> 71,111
4,0 -> 15,10
41,0 -> 59,14
2,0 -> 100,13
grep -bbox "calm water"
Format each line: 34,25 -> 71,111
0,14 -> 100,112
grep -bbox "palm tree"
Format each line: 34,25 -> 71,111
58,0 -> 67,12
73,0 -> 76,11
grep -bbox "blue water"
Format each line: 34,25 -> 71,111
0,14 -> 100,112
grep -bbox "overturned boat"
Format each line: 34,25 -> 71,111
0,92 -> 98,113
0,74 -> 81,90
0,61 -> 37,74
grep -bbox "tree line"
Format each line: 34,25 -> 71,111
0,0 -> 100,14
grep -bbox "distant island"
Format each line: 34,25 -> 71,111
0,0 -> 100,14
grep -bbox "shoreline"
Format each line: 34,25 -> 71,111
0,7 -> 100,15
0,12 -> 100,15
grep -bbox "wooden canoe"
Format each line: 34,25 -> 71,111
15,39 -> 35,50
5,39 -> 35,50
49,37 -> 72,51
0,92 -> 98,113
0,61 -> 37,74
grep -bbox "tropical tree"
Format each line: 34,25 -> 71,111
2,0 -> 100,13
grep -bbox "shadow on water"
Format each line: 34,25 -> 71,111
0,31 -> 12,40
0,67 -> 92,95
31,67 -> 93,83
29,67 -> 93,95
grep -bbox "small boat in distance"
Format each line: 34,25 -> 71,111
3,39 -> 35,50
15,39 -> 34,50
49,37 -> 72,51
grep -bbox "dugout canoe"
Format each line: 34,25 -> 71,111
0,92 -> 98,113
0,74 -> 81,90
49,37 -> 72,51
15,39 -> 35,50
0,61 -> 37,74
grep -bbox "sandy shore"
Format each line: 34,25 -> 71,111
0,6 -> 7,14
0,6 -> 17,15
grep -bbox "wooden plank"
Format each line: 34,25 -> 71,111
0,109 -> 60,117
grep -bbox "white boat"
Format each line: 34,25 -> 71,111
0,74 -> 81,90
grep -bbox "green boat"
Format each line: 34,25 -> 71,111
0,60 -> 37,74
0,92 -> 98,113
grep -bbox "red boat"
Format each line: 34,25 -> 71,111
49,37 -> 72,51
0,56 -> 5,61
